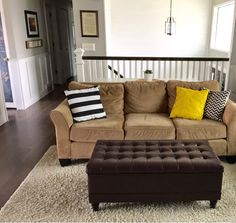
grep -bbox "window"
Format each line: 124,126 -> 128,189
210,1 -> 235,52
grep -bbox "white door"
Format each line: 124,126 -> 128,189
0,13 -> 15,108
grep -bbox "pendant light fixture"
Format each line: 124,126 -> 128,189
165,0 -> 176,35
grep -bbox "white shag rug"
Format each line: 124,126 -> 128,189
0,146 -> 236,222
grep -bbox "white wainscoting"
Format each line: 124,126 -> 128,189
18,53 -> 53,109
8,59 -> 24,109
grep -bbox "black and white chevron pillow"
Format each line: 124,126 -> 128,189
65,87 -> 106,122
204,90 -> 230,121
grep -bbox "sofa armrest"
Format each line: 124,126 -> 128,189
223,99 -> 236,155
50,99 -> 73,159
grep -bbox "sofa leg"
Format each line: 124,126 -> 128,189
226,156 -> 236,164
92,203 -> 99,211
210,200 -> 217,209
59,159 -> 71,167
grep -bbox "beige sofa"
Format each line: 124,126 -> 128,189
50,80 -> 236,166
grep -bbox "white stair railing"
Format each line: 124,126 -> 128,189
75,49 -> 230,90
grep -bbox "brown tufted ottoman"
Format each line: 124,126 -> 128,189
87,140 -> 224,211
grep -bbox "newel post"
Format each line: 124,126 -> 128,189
74,48 -> 85,82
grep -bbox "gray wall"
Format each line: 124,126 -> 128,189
72,0 -> 107,56
2,0 -> 48,59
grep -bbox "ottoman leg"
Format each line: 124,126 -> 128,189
210,200 -> 217,208
92,203 -> 99,211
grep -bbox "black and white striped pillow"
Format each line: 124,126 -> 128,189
204,90 -> 230,122
65,87 -> 106,122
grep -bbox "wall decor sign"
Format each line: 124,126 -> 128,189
80,10 -> 99,37
25,39 -> 43,49
24,10 -> 40,38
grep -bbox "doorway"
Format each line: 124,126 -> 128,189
0,14 -> 15,109
44,0 -> 75,85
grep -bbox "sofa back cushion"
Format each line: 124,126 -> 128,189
68,81 -> 124,115
167,80 -> 220,113
124,80 -> 168,114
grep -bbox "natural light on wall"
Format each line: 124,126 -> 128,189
211,1 -> 235,52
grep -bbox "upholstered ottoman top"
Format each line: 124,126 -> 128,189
87,140 -> 224,174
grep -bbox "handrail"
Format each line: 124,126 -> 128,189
83,56 -> 229,61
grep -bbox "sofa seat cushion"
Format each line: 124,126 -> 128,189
173,118 -> 226,140
125,113 -> 175,140
70,115 -> 124,142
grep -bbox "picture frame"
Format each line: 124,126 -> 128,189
80,10 -> 99,37
24,10 -> 40,38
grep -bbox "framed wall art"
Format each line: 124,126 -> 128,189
24,10 -> 40,38
80,10 -> 99,37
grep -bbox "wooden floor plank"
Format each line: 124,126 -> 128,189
0,84 -> 66,208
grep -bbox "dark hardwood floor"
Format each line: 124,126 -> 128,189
0,84 -> 66,208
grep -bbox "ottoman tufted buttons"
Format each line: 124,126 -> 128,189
88,140 -> 224,174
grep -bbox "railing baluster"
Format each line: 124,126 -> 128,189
152,61 -> 155,78
158,61 -> 161,79
206,61 -> 209,81
219,61 -> 224,90
209,61 -> 213,80
164,61 -> 166,80
202,61 -> 206,81
117,60 -> 120,79
93,60 -> 98,81
175,61 -> 178,79
198,61 -> 201,81
186,61 -> 190,80
110,60 -> 114,79
180,61 -> 183,80
224,61 -> 230,90
141,60 -> 144,78
192,61 -> 195,80
88,60 -> 92,81
169,61 -> 172,79
129,61 -> 132,78
123,60 -> 126,78
182,61 -> 187,80
91,60 -> 94,81
98,60 -> 102,80
146,60 -> 149,70
102,60 -> 108,80
215,61 -> 219,81
135,60 -> 138,79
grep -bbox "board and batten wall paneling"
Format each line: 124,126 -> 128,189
18,53 -> 53,109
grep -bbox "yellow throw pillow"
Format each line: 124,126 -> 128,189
170,87 -> 209,120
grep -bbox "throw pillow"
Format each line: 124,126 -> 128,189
170,87 -> 209,120
65,87 -> 106,122
204,90 -> 230,121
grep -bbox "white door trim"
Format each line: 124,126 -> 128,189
0,72 -> 8,125
0,0 -> 19,109
0,0 -> 8,125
